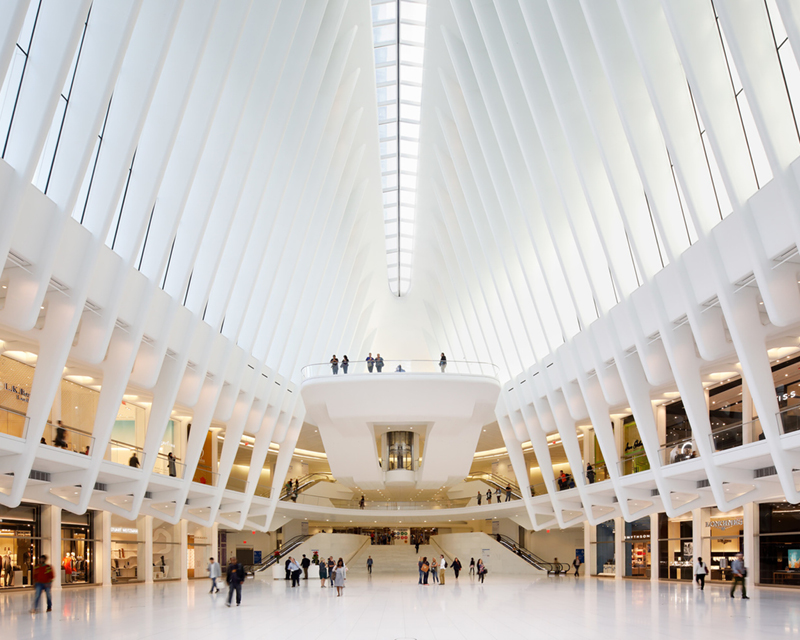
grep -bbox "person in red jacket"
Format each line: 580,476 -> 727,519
31,555 -> 54,613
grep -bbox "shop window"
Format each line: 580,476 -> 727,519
61,511 -> 95,585
153,520 -> 180,580
592,520 -> 615,576
110,515 -> 144,584
703,508 -> 744,582
620,416 -> 649,475
624,517 -> 651,578
758,502 -> 800,586
657,513 -> 693,580
0,504 -> 41,588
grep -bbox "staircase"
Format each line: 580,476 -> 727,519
348,543 -> 435,575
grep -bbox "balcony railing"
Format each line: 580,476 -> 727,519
104,439 -> 146,469
618,450 -> 650,476
44,422 -> 95,456
301,359 -> 499,379
225,476 -> 249,493
153,453 -> 185,479
778,404 -> 800,435
584,462 -> 611,484
192,465 -> 219,487
0,406 -> 28,440
659,438 -> 700,465
709,417 -> 762,452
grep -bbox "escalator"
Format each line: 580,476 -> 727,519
491,533 -> 570,574
466,472 -> 523,500
280,472 -> 334,501
244,534 -> 311,574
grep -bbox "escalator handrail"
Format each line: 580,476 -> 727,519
492,533 -> 568,573
280,473 -> 334,500
466,473 -> 523,500
244,534 -> 312,573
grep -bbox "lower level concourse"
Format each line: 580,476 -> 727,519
1,569 -> 796,640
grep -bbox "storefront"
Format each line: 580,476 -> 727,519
657,513 -> 693,580
110,516 -> 143,584
757,501 -> 800,587
702,508 -> 744,582
188,523 -> 212,579
592,520 -> 615,576
624,516 -> 650,578
153,520 -> 180,580
0,503 -> 41,588
61,511 -> 95,585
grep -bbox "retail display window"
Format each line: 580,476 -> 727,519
758,501 -> 800,586
61,510 -> 95,585
0,503 -> 41,588
592,520 -> 615,576
153,520 -> 180,580
110,515 -> 144,584
624,516 -> 650,578
657,513 -> 693,580
702,508 -> 743,582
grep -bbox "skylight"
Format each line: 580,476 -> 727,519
371,0 -> 427,296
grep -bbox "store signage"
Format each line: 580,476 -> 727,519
1,381 -> 29,402
624,533 -> 650,540
706,518 -> 743,529
778,391 -> 796,402
110,527 -> 139,534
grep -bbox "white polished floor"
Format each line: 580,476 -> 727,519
0,573 -> 797,640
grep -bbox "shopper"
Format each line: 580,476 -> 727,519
341,355 -> 349,374
505,485 -> 512,502
695,556 -> 709,591
572,555 -> 581,577
496,487 -> 502,503
319,558 -> 328,587
226,557 -> 244,607
30,554 -> 54,613
359,495 -> 365,509
128,452 -> 140,468
208,557 -> 221,593
328,556 -> 335,586
558,470 -> 567,490
477,491 -> 482,506
289,557 -> 301,587
439,352 -> 447,372
375,354 -> 384,372
366,353 -> 374,373
330,355 -> 339,375
730,553 -> 748,598
430,556 -> 439,584
586,463 -> 595,484
54,422 -> 69,449
301,554 -> 311,580
452,557 -> 462,579
486,489 -> 492,504
366,556 -> 373,574
469,557 -> 475,576
333,558 -> 347,596
439,555 -> 447,584
418,557 -> 424,584
477,559 -> 487,583
285,556 -> 292,580
420,557 -> 429,585
168,452 -> 177,477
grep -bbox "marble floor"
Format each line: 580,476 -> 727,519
0,573 -> 797,640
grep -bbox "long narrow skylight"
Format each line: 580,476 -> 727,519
371,0 -> 427,296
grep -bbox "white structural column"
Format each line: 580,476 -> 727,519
650,512 -> 659,585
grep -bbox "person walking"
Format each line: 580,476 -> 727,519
486,489 -> 492,504
477,491 -> 482,506
375,354 -> 384,372
319,558 -> 328,587
328,556 -> 335,587
128,452 -> 140,468
289,557 -> 301,587
495,487 -> 502,504
439,353 -> 447,372
439,555 -> 447,585
452,557 -> 462,579
586,463 -> 595,484
330,355 -> 339,375
469,557 -> 475,577
477,559 -> 487,583
430,556 -> 439,584
333,558 -> 347,596
226,557 -> 244,607
301,554 -> 311,580
505,485 -> 512,502
572,555 -> 582,577
208,557 -> 221,593
695,556 -> 709,591
730,553 -> 748,598
168,452 -> 177,477
341,355 -> 349,374
367,556 -> 373,575
366,353 -> 374,372
359,495 -> 365,509
414,538 -> 420,554
30,554 -> 54,613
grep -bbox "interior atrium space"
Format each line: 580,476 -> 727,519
2,0 -> 800,638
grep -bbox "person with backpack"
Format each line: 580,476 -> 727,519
30,555 -> 54,613
477,559 -> 487,583
694,556 -> 709,591
226,556 -> 245,607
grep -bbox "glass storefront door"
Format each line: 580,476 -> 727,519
61,511 -> 95,585
624,516 -> 650,578
658,513 -> 693,580
758,501 -> 800,587
592,520 -> 615,576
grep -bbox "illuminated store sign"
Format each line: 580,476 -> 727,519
110,527 -> 139,534
0,381 -> 30,402
706,518 -> 743,529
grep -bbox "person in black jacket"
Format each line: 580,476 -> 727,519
452,557 -> 462,579
285,557 -> 292,580
301,554 -> 311,580
226,557 -> 245,607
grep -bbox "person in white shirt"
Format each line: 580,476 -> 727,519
694,556 -> 709,591
207,557 -> 221,593
439,555 -> 447,585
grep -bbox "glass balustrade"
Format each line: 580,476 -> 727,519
659,438 -> 700,465
301,359 -> 499,378
777,405 -> 800,435
44,422 -> 95,456
104,439 -> 145,469
0,406 -> 28,439
152,454 -> 185,479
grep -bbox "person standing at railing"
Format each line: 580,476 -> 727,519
439,353 -> 447,372
366,353 -> 374,372
330,355 -> 339,375
375,354 -> 384,372
82,446 -> 90,455
129,452 -> 140,468
54,422 -> 69,449
341,355 -> 349,374
486,489 -> 492,504
477,491 -> 481,505
359,495 -> 365,509
505,485 -> 512,502
495,487 -> 502,503
586,463 -> 595,484
168,452 -> 177,477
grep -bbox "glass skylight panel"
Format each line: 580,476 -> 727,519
372,0 -> 426,297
